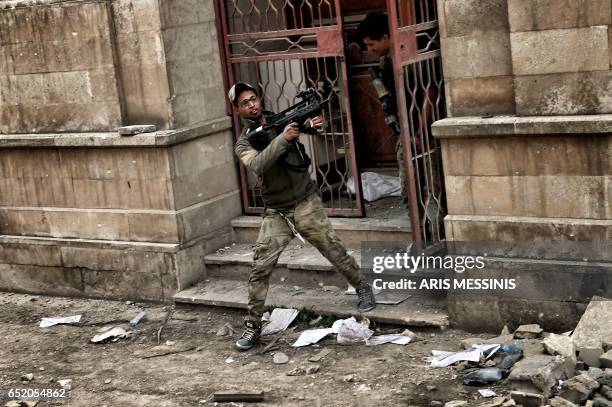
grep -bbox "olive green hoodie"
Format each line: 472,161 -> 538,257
234,112 -> 316,209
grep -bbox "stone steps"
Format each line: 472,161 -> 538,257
230,215 -> 411,249
173,242 -> 449,328
174,278 -> 449,328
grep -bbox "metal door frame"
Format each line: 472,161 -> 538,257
386,0 -> 447,243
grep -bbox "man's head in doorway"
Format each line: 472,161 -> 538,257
357,12 -> 391,58
228,82 -> 262,121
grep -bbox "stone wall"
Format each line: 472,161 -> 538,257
437,0 -> 612,117
0,0 -> 242,302
0,0 -> 123,133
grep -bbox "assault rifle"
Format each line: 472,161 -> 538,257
246,88 -> 328,151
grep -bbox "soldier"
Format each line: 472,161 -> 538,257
358,12 -> 442,239
230,82 -> 376,351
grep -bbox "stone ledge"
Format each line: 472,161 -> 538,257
432,115 -> 612,138
0,117 -> 232,148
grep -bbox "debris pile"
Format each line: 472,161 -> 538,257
433,296 -> 612,407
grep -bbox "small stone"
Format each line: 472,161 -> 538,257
598,384 -> 612,400
125,301 -> 133,305
343,374 -> 357,382
322,285 -> 340,292
305,365 -> 320,374
58,379 -> 72,390
104,379 -> 111,384
426,385 -> 437,391
481,397 -> 507,407
510,391 -> 545,407
558,372 -> 600,404
118,124 -> 157,136
287,366 -> 306,376
401,329 -> 418,341
273,352 -> 289,365
38,367 -> 45,371
588,367 -> 605,381
580,342 -> 604,367
444,401 -> 468,407
430,402 -> 444,407
549,396 -> 578,407
600,350 -> 612,368
593,396 -> 612,407
514,324 -> 543,339
21,373 -> 34,381
165,341 -> 175,346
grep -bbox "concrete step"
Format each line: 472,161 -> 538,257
230,214 -> 411,249
173,278 -> 449,328
204,244 -> 447,299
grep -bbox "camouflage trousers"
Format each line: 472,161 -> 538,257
246,193 -> 362,322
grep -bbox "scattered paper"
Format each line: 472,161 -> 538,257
292,328 -> 332,347
366,334 -> 412,346
478,389 -> 497,398
91,327 -> 130,343
261,308 -> 299,336
336,317 -> 373,345
430,344 -> 500,368
40,315 -> 81,328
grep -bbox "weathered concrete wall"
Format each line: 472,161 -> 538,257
1,0 -> 228,132
0,0 -> 123,133
437,0 -> 612,117
112,0 -> 172,128
437,0 -> 515,116
159,0 -> 227,128
0,120 -> 241,301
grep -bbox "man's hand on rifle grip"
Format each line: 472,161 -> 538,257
309,115 -> 325,136
282,122 -> 300,142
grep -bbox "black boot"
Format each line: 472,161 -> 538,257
356,281 -> 376,312
235,320 -> 261,351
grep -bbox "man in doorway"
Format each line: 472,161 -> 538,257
230,82 -> 376,351
357,12 -> 407,199
358,12 -> 442,239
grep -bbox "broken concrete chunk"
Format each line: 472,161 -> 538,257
522,339 -> 546,357
549,396 -> 578,407
118,125 -> 157,136
501,325 -> 511,336
444,401 -> 468,407
599,384 -> 612,399
572,297 -> 612,351
544,334 -> 576,360
599,369 -> 612,387
308,348 -> 331,363
593,396 -> 612,407
600,350 -> 612,368
558,372 -> 600,404
509,391 -> 545,407
508,355 -> 567,396
20,373 -> 34,381
579,341 -> 604,368
514,324 -> 543,339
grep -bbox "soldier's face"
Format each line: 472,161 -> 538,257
236,90 -> 262,120
363,34 -> 391,58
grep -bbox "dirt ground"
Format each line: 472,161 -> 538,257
0,292 -> 514,407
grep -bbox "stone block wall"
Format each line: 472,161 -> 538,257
437,0 -> 612,117
0,0 -> 123,133
0,0 -> 243,302
437,0 -> 515,116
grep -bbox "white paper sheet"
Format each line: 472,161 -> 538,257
430,344 -> 501,367
261,308 -> 299,336
292,328 -> 332,347
40,315 -> 81,328
366,334 -> 412,346
478,389 -> 497,398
